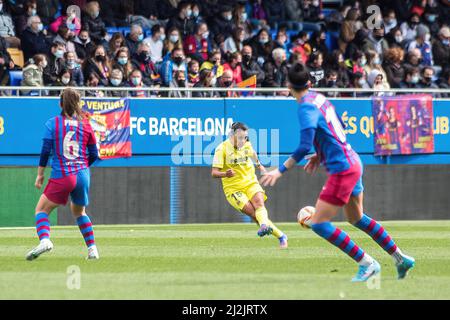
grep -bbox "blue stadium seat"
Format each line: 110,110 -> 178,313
325,31 -> 339,52
9,71 -> 23,86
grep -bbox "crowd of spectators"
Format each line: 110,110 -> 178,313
0,0 -> 448,97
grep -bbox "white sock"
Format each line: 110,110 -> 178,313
358,253 -> 374,267
391,247 -> 404,265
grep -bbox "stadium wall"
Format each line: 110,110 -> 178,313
1,97 -> 449,226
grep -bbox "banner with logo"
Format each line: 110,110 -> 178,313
372,95 -> 434,156
81,98 -> 132,159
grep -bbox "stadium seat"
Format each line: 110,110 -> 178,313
325,31 -> 339,51
7,48 -> 25,68
9,71 -> 23,96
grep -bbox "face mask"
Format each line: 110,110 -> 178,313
92,11 -> 99,19
387,18 -> 397,26
160,34 -> 166,41
360,57 -> 367,66
358,79 -> 366,86
443,39 -> 450,46
259,38 -> 269,44
411,75 -> 419,84
186,9 -> 192,18
424,76 -> 433,83
79,37 -> 88,43
37,23 -> 44,32
61,77 -> 70,85
67,23 -> 76,30
173,56 -> 183,65
425,33 -> 431,42
395,35 -> 403,43
410,21 -> 419,28
67,60 -> 76,69
169,35 -> 179,43
242,54 -> 251,63
224,14 -> 232,21
223,80 -> 232,87
118,57 -> 128,65
202,31 -> 209,39
373,57 -> 381,65
31,9 -> 37,16
241,13 -> 247,20
139,51 -> 151,62
374,34 -> 384,41
54,50 -> 64,58
132,77 -> 141,86
427,15 -> 436,23
41,61 -> 48,68
137,34 -> 144,42
177,79 -> 185,86
111,78 -> 121,86
95,55 -> 105,62
327,80 -> 337,87
193,10 -> 199,18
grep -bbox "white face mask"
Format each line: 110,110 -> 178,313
0,4 -> 3,12
425,33 -> 431,42
61,77 -> 71,85
41,61 -> 48,68
210,77 -> 217,86
395,35 -> 403,43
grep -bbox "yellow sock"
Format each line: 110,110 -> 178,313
268,220 -> 284,238
255,207 -> 269,226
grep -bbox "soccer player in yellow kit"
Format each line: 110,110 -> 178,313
212,122 -> 288,248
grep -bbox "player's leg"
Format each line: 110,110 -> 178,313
249,191 -> 288,248
70,169 -> 99,259
346,192 -> 415,279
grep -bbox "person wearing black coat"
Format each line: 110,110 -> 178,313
73,29 -> 96,62
209,5 -> 235,41
20,16 -> 51,61
263,0 -> 286,29
240,45 -> 265,86
166,2 -> 195,38
82,1 -> 107,45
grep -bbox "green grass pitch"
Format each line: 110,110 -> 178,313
1,221 -> 450,299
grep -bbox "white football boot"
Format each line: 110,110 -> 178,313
26,238 -> 54,261
87,245 -> 99,260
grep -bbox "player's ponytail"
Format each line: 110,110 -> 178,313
60,88 -> 84,121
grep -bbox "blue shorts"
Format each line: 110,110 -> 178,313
44,168 -> 90,206
351,158 -> 364,197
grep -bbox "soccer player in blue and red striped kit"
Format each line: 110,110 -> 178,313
26,88 -> 100,261
261,63 -> 415,282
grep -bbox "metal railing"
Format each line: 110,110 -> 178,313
0,86 -> 449,97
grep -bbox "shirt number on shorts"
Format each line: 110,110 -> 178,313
63,131 -> 80,160
325,107 -> 346,143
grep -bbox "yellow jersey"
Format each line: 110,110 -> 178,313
212,139 -> 259,195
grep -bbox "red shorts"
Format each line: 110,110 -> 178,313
43,175 -> 77,205
319,162 -> 363,206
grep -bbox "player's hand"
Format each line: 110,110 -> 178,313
304,154 -> 320,175
259,165 -> 267,175
260,169 -> 282,187
35,175 -> 44,189
225,169 -> 235,178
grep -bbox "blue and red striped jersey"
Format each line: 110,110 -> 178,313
43,115 -> 97,179
298,91 -> 359,174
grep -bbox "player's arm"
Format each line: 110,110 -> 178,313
211,167 -> 235,178
211,144 -> 235,178
251,150 -> 266,174
36,138 -> 53,189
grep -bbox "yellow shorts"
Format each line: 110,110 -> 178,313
225,183 -> 267,212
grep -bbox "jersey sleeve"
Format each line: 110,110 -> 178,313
212,144 -> 225,169
85,121 -> 97,146
43,119 -> 54,140
298,103 -> 320,130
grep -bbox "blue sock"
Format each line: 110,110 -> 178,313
76,215 -> 96,248
311,221 -> 365,262
35,212 -> 50,241
354,214 -> 398,255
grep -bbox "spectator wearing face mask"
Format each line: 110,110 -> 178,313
14,0 -> 39,37
406,24 -> 433,67
363,26 -> 389,58
423,6 -> 440,36
200,50 -> 224,79
224,27 -> 245,55
240,45 -> 265,86
82,1 -> 107,45
131,42 -> 161,86
217,69 -> 238,97
0,0 -> 21,48
400,66 -> 421,89
418,66 -> 440,91
350,71 -> 370,97
308,30 -> 329,59
273,29 -> 289,53
192,68 -> 220,98
50,68 -> 75,96
383,9 -> 398,34
363,50 -> 388,86
386,27 -> 406,49
432,26 -> 450,72
248,28 -> 274,67
166,1 -> 195,38
160,47 -> 188,87
184,22 -> 212,63
210,5 -> 234,40
402,48 -> 424,70
307,51 -> 325,87
21,15 -> 50,61
168,70 -> 191,98
112,47 -> 133,82
53,25 -> 78,59
262,47 -> 289,95
22,53 -> 46,92
126,69 -> 148,97
64,51 -> 84,86
83,45 -> 111,86
50,6 -> 81,36
107,68 -> 127,97
223,52 -> 243,85
233,4 -> 252,40
125,24 -> 145,58
400,13 -> 421,43
43,41 -> 66,85
323,49 -> 349,88
345,49 -> 367,81
367,69 -> 391,97
74,29 -> 95,62
383,47 -> 405,88
107,32 -> 126,60
163,27 -> 183,59
321,69 -> 340,97
338,8 -> 362,54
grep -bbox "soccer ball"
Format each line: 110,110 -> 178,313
297,206 -> 315,229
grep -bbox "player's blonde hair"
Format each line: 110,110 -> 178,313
60,88 -> 84,120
